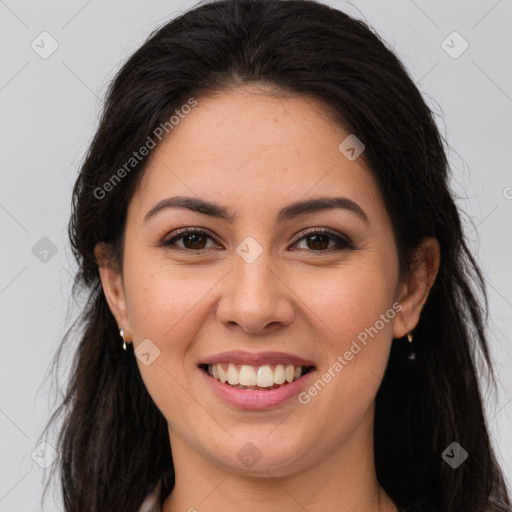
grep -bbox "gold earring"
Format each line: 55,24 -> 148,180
120,328 -> 127,351
407,332 -> 413,343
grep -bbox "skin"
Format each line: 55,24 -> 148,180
95,85 -> 439,512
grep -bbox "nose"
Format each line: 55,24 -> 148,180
216,249 -> 295,334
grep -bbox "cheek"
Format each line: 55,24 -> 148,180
123,246 -> 398,362
291,258 -> 398,414
296,260 -> 397,350
122,247 -> 216,344
121,260 -> 216,420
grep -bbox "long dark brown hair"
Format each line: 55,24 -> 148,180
40,0 -> 511,510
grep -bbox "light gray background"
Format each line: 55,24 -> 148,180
1,0 -> 511,510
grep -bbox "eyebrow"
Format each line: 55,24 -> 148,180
143,195 -> 370,225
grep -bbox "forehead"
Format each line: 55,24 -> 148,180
128,86 -> 384,225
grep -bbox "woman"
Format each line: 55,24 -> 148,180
41,0 -> 511,511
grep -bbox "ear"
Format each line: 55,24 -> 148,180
94,242 -> 131,343
393,237 -> 440,339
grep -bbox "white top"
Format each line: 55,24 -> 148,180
138,479 -> 162,512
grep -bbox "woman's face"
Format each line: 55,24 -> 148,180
98,86 -> 434,477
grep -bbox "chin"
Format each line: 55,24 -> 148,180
208,434 -> 307,474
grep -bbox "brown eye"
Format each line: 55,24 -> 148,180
162,229 -> 219,250
305,233 -> 330,250
291,229 -> 354,252
181,233 -> 208,249
161,228 -> 354,253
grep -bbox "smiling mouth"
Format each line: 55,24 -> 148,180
199,363 -> 315,391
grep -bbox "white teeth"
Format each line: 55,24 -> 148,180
206,362 -> 309,388
218,364 -> 228,383
227,363 -> 238,385
239,365 -> 257,386
274,364 -> 285,384
285,364 -> 294,383
256,365 -> 274,387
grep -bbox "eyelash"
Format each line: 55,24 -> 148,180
161,227 -> 355,253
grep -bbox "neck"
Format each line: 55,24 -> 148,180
162,407 -> 396,512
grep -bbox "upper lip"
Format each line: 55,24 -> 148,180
199,350 -> 316,368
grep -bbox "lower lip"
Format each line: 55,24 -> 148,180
200,366 -> 316,410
